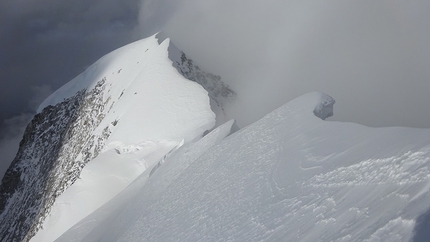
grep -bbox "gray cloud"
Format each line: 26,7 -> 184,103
134,0 -> 430,128
2,0 -> 430,175
0,0 -> 140,119
0,113 -> 33,181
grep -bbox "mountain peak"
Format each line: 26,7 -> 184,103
1,33 -> 236,242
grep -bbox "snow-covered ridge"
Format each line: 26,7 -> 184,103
53,92 -> 430,242
38,33 -> 236,126
56,119 -> 238,242
158,32 -> 236,126
1,33 -> 234,242
37,36 -> 159,113
3,27 -> 430,241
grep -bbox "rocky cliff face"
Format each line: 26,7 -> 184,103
0,78 -> 112,242
173,51 -> 236,107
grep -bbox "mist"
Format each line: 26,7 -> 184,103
2,0 -> 430,177
0,114 -> 34,180
135,0 -> 430,128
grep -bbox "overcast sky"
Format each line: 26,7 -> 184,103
0,0 -> 141,174
154,0 -> 430,129
1,0 -> 430,176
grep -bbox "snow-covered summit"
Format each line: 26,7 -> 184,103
156,32 -> 236,126
38,33 -> 235,126
1,33 -> 236,242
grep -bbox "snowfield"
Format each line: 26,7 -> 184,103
53,92 -> 430,242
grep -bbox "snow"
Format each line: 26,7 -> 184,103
51,92 -> 430,241
56,119 -> 236,242
26,32 -> 430,242
30,34 -> 217,242
30,141 -> 177,242
104,37 -> 214,144
37,36 -> 158,113
40,33 -> 215,145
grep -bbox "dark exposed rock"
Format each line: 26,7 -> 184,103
174,52 -> 236,107
0,42 -> 237,242
0,78 -> 112,242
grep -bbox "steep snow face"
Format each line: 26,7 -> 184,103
2,33 -> 231,242
60,92 -> 430,242
56,119 -> 237,242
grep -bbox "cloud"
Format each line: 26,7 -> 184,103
0,113 -> 33,181
135,0 -> 430,128
0,83 -> 51,179
2,0 -> 430,177
0,0 -> 141,133
29,84 -> 53,111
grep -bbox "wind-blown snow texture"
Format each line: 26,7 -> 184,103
0,33 -> 235,242
59,92 -> 430,242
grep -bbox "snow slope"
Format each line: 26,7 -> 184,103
30,141 -> 179,242
57,119 -> 237,242
38,33 -> 216,144
56,92 -> 430,241
29,33 -> 231,241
